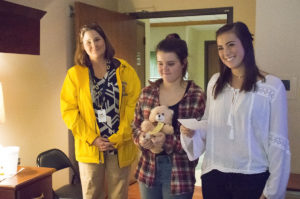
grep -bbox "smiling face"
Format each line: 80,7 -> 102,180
217,31 -> 245,71
82,30 -> 106,60
156,51 -> 185,83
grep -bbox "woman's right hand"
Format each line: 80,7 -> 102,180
138,132 -> 154,150
92,137 -> 115,151
180,125 -> 195,138
259,194 -> 267,199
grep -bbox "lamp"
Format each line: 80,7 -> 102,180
0,83 -> 20,179
0,82 -> 5,123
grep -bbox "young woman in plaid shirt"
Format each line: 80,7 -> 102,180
132,33 -> 206,199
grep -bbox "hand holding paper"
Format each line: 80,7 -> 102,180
178,118 -> 207,161
180,125 -> 195,138
178,118 -> 203,130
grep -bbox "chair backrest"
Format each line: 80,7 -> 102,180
37,148 -> 76,172
37,149 -> 82,198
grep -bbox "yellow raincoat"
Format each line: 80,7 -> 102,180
60,58 -> 140,168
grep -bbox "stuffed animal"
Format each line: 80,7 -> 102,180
141,105 -> 174,153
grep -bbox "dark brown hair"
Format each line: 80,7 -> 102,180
156,33 -> 188,77
213,21 -> 265,99
74,23 -> 115,67
165,33 -> 180,40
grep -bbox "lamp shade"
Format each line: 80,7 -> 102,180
0,82 -> 5,123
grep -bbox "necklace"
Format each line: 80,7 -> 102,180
106,59 -> 111,70
232,74 -> 245,79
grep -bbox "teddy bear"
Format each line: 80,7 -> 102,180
141,105 -> 174,153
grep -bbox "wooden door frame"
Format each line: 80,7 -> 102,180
129,7 -> 233,24
136,20 -> 146,87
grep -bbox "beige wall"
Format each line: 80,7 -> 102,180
255,0 -> 300,173
0,0 -> 118,189
118,0 -> 256,34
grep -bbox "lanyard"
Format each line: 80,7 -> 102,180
89,65 -> 110,109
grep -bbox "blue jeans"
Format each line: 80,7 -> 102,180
138,155 -> 194,199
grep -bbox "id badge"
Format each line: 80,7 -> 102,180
96,109 -> 107,123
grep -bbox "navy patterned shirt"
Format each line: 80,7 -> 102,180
90,65 -> 120,138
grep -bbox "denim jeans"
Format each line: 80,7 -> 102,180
138,155 -> 194,199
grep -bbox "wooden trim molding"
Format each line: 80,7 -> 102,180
130,7 -> 233,20
0,1 -> 46,55
150,19 -> 227,27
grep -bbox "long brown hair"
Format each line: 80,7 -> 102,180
213,22 -> 264,99
74,23 -> 115,67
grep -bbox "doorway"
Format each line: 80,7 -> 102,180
131,7 -> 232,89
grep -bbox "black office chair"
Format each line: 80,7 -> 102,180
36,148 -> 82,199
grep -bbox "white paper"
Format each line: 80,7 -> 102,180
178,118 -> 202,130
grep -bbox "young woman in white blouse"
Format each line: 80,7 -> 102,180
181,22 -> 290,199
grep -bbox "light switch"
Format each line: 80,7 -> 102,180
280,75 -> 297,99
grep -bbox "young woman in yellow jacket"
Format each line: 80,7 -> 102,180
60,23 -> 141,199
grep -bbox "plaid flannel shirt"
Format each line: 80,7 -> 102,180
132,80 -> 206,195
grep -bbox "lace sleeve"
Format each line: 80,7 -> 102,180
269,134 -> 290,152
263,81 -> 290,199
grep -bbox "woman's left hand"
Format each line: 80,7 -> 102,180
180,125 -> 195,138
139,132 -> 154,150
93,137 -> 115,151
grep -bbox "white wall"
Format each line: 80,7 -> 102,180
0,0 -> 118,189
255,0 -> 300,173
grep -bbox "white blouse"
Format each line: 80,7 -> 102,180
181,73 -> 290,199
